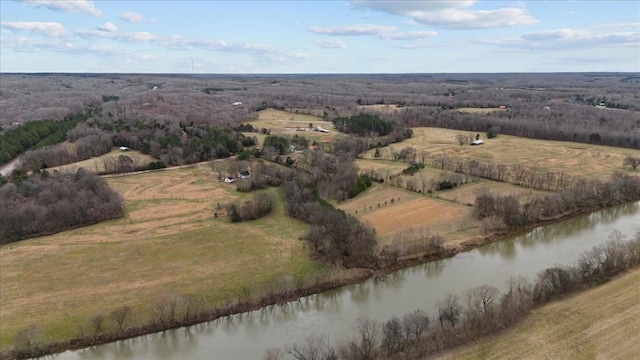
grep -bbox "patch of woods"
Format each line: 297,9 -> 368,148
281,176 -> 377,268
266,232 -> 640,360
0,169 -> 123,243
227,193 -> 276,222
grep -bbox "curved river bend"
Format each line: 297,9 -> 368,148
49,202 -> 639,360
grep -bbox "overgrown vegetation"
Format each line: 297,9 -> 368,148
281,177 -> 377,268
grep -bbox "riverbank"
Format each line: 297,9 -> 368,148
4,202 -> 630,360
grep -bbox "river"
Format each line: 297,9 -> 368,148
48,201 -> 639,360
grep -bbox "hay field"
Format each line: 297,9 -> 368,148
436,268 -> 640,360
249,109 -> 344,143
356,159 -> 547,206
0,164 -> 324,349
363,127 -> 639,181
337,185 -> 474,246
49,148 -> 156,174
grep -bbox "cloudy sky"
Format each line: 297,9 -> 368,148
1,0 -> 638,73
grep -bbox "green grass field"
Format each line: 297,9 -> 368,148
0,164 -> 326,350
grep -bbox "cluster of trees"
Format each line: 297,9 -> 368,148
227,193 -> 276,222
332,114 -> 394,137
281,177 -> 377,268
277,233 -> 640,360
0,169 -> 123,243
474,172 -> 640,230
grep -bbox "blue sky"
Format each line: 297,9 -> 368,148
1,0 -> 638,73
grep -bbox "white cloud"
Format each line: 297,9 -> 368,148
314,39 -> 348,49
76,29 -> 156,43
20,0 -> 102,16
1,21 -> 68,37
381,31 -> 437,40
97,22 -> 117,32
308,24 -> 397,36
350,0 -> 537,29
478,27 -> 640,50
120,10 -> 151,23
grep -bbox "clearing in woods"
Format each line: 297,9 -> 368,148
0,164 -> 325,349
435,268 -> 640,360
48,147 -> 156,174
362,127 -> 639,181
247,109 -> 345,144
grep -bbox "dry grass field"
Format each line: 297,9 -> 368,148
337,184 -> 475,247
0,164 -> 325,350
248,109 -> 345,144
364,127 -> 640,181
435,268 -> 640,360
48,147 -> 156,174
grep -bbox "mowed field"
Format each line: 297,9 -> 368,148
363,127 -> 640,181
337,185 -> 476,248
49,147 -> 156,174
247,109 -> 346,144
0,164 -> 325,350
435,268 -> 640,360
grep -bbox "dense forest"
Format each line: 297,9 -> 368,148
2,73 -> 639,158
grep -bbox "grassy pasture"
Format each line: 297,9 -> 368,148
0,164 -> 325,350
363,127 -> 639,181
48,148 -> 156,174
436,268 -> 640,360
248,109 -> 344,144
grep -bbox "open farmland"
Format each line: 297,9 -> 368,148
248,109 -> 344,143
337,185 -> 475,248
0,164 -> 326,349
48,147 -> 156,174
364,127 -> 640,181
435,268 -> 640,360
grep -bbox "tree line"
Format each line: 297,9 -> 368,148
0,112 -> 90,164
473,172 -> 640,231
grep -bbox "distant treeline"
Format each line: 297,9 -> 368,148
0,112 -> 89,164
0,169 -> 123,243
